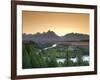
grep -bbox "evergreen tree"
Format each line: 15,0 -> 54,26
46,49 -> 58,67
22,45 -> 32,68
64,49 -> 74,66
75,49 -> 83,66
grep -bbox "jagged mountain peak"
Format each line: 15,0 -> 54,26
23,31 -> 89,43
33,30 -> 58,37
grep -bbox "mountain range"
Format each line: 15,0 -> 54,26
23,30 -> 89,44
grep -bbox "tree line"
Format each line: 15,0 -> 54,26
22,43 -> 89,69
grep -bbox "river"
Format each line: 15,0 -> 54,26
56,56 -> 89,63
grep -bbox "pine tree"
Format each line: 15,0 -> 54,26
46,49 -> 58,67
76,49 -> 83,66
22,45 -> 32,68
64,49 -> 74,67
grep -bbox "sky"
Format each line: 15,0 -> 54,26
22,11 -> 89,36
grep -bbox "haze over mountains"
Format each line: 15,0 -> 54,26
23,30 -> 89,44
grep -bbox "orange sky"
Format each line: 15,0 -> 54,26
22,11 -> 89,36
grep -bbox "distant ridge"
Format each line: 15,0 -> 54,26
63,33 -> 89,41
23,30 -> 89,43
